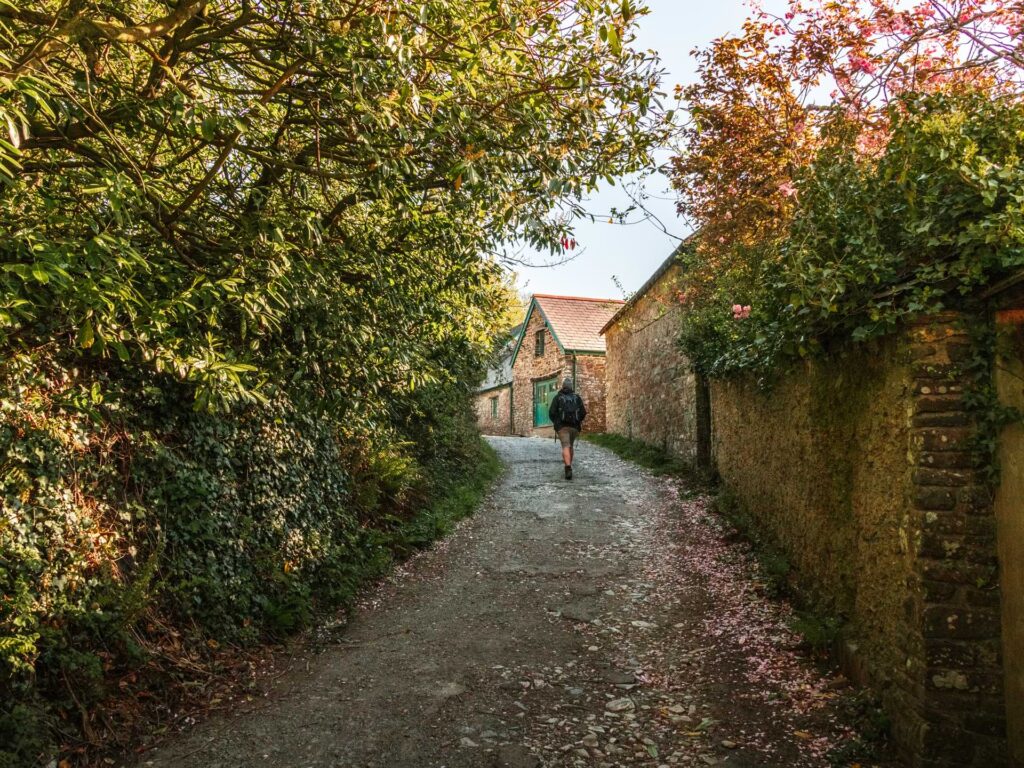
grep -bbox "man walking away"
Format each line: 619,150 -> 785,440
549,377 -> 587,480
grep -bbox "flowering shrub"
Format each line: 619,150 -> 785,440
677,91 -> 1024,379
671,0 -> 1024,379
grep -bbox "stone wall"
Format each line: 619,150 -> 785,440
710,316 -> 1007,767
474,385 -> 512,436
574,354 -> 608,433
604,263 -> 696,461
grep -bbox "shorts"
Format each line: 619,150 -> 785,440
557,427 -> 579,449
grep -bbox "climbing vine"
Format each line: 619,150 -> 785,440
958,320 -> 1024,488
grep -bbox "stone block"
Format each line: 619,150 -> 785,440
913,412 -> 972,428
928,669 -> 972,691
915,486 -> 958,510
963,541 -> 999,567
963,587 -> 1001,608
922,606 -> 1000,640
924,640 -> 977,669
915,395 -> 966,414
921,723 -> 975,758
919,531 -> 964,559
957,487 -> 994,515
914,428 -> 974,452
918,451 -> 980,470
946,342 -> 975,364
910,344 -> 939,361
922,579 -> 958,602
971,736 -> 1010,767
920,558 -> 990,585
912,361 -> 959,379
915,379 -> 964,396
964,712 -> 1008,737
927,669 -> 1004,695
914,468 -> 972,487
964,516 -> 996,538
921,510 -> 966,535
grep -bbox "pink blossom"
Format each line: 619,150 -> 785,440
849,54 -> 877,74
732,304 -> 752,320
778,181 -> 798,198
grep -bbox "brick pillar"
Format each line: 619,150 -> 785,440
908,314 -> 1008,767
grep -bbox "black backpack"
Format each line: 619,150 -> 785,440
555,392 -> 584,429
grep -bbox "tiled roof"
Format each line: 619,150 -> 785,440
534,294 -> 625,353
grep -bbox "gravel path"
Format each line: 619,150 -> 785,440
133,436 -> 890,768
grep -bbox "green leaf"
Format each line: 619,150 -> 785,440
78,319 -> 95,349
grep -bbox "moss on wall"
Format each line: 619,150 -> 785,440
711,335 -> 923,756
711,318 -> 1011,767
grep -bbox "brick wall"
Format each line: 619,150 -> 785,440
512,306 -> 570,437
710,315 -> 1008,767
907,318 -> 1006,766
474,385 -> 512,435
604,263 -> 697,461
510,305 -> 609,436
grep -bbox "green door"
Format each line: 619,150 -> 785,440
533,377 -> 559,428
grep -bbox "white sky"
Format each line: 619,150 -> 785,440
514,0 -> 784,300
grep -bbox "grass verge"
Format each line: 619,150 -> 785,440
389,438 -> 503,555
581,432 -> 693,477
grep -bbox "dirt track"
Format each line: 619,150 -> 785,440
133,436 -> 890,768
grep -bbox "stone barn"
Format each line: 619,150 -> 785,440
601,248 -> 705,464
508,294 -> 624,437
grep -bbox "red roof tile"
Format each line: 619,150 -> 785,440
534,294 -> 625,353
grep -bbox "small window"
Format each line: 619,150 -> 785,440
535,329 -> 545,356
490,396 -> 499,419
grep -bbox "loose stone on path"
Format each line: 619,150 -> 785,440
131,437 -> 893,768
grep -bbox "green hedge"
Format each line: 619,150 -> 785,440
0,357 -> 499,767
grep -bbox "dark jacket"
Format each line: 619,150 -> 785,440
549,388 -> 586,431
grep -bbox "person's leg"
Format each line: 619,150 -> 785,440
569,430 -> 577,465
558,429 -> 572,466
558,429 -> 573,479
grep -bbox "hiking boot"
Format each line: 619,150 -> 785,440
565,465 -> 572,481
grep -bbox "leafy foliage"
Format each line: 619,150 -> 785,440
0,359 -> 501,765
0,2 -> 666,765
676,91 -> 1024,380
670,1 -> 1024,381
1,0 -> 665,405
